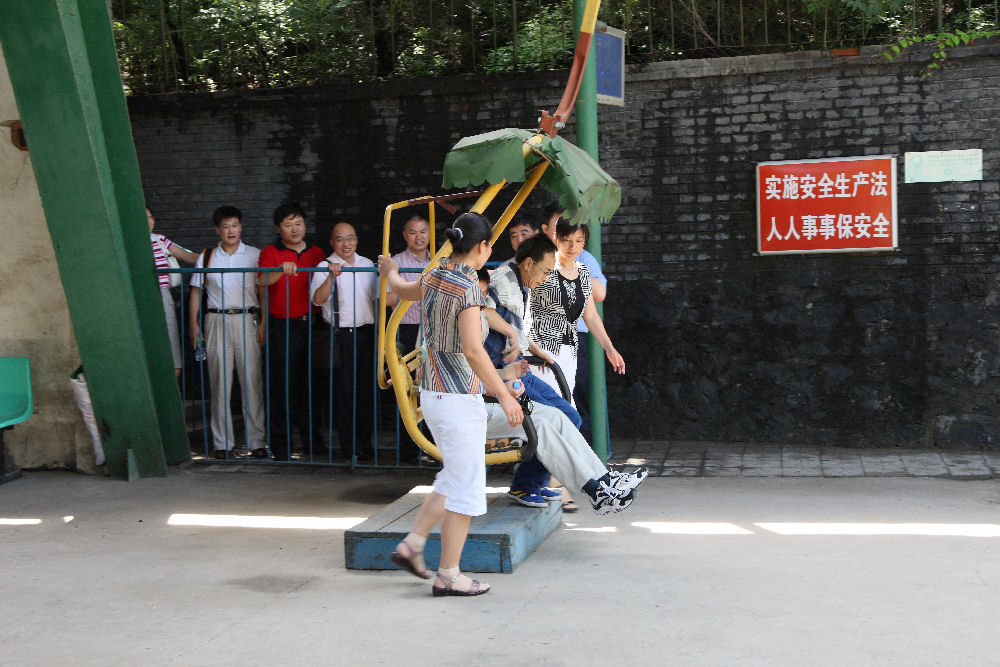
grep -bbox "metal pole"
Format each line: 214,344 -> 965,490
513,0 -> 519,71
0,0 -> 189,477
573,0 -> 609,463
691,0 -> 697,49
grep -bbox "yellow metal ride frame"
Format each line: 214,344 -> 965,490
377,141 -> 549,465
377,0 -> 607,465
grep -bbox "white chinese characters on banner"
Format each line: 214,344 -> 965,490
764,170 -> 889,201
765,212 -> 892,243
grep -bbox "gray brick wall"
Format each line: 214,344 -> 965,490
130,43 -> 1000,449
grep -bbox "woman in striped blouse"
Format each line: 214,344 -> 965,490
379,212 -> 524,597
529,219 -> 625,401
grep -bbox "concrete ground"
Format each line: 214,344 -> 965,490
2,463 -> 1000,666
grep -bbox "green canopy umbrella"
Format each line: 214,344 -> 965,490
441,128 -> 621,225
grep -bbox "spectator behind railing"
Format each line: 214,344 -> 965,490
506,211 -> 541,254
310,222 -> 377,461
187,206 -> 266,460
385,215 -> 431,355
383,214 -> 432,463
148,206 -> 198,378
257,202 -> 330,460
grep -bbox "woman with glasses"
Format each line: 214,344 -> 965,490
484,234 -> 585,509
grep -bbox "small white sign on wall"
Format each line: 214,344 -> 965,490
904,149 -> 982,183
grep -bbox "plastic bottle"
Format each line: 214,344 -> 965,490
194,336 -> 207,362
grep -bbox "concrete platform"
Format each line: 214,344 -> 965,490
345,486 -> 562,573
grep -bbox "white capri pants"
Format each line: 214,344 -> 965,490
421,389 -> 488,517
485,401 -> 606,492
534,344 -> 577,407
160,286 -> 182,369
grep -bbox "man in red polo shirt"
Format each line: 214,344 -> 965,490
258,202 -> 332,460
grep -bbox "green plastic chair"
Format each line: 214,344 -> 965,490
0,357 -> 32,484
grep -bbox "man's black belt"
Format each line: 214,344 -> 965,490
207,307 -> 260,315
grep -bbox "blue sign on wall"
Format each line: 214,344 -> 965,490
595,27 -> 625,106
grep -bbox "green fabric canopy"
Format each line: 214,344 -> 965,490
441,128 -> 621,225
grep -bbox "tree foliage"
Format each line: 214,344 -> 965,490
111,0 -> 998,94
883,28 -> 1000,75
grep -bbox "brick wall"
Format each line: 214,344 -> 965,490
130,43 -> 1000,449
129,71 -> 568,253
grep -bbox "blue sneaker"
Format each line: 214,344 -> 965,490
538,487 -> 562,502
506,489 -> 548,508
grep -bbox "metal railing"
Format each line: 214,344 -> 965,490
160,265 -> 431,468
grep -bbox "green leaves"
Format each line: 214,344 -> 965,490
112,0 -> 1000,94
881,27 -> 999,77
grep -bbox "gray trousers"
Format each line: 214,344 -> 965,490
484,401 -> 606,492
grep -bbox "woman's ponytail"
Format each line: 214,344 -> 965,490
447,212 -> 491,254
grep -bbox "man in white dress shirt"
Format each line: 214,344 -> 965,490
311,222 -> 378,460
188,206 -> 266,459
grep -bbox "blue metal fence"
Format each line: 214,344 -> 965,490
160,264 -> 431,469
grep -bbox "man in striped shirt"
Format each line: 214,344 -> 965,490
386,215 -> 431,353
385,215 -> 432,462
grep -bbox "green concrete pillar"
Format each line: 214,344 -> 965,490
573,0 -> 610,463
0,1 -> 189,477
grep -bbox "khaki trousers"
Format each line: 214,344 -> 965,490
485,401 -> 606,492
205,312 -> 265,451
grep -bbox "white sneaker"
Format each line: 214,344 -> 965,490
608,489 -> 635,513
589,481 -> 634,515
609,466 -> 648,493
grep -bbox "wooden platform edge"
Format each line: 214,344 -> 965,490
345,490 -> 562,574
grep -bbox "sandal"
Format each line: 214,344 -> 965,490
561,499 -> 580,513
432,572 -> 490,597
390,540 -> 432,580
552,485 -> 580,513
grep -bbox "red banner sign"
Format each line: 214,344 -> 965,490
756,156 -> 897,254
